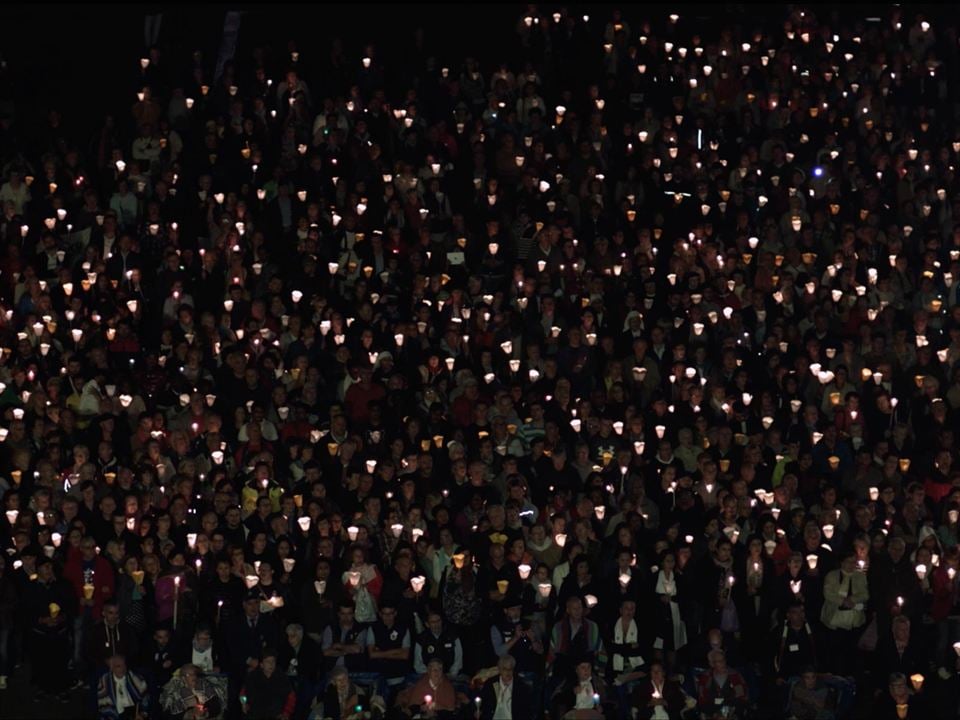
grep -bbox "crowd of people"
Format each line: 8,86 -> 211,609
1,3 -> 960,719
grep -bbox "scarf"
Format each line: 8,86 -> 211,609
160,675 -> 225,716
655,570 -> 687,650
98,672 -> 148,720
612,618 -> 641,671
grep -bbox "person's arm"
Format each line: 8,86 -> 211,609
449,638 -> 463,677
280,689 -> 296,719
97,675 -> 118,720
376,629 -> 411,660
321,628 -> 344,657
413,642 -> 427,674
491,625 -> 511,657
852,574 -> 869,606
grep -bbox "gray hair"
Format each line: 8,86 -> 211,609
286,623 -> 304,637
498,655 -> 517,671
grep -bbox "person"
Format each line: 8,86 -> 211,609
159,664 -> 226,720
413,610 -> 463,679
187,625 -> 221,675
312,666 -> 383,720
226,591 -> 280,706
696,650 -> 748,720
819,554 -> 868,676
3,6 -> 960,720
786,668 -> 837,720
477,655 -> 533,720
364,600 -> 411,697
240,650 -> 296,720
24,556 -> 75,700
97,654 -> 151,720
550,658 -> 610,719
548,596 -> 607,686
278,623 -> 322,719
771,603 -> 818,682
396,658 -> 458,717
630,661 -> 689,720
320,602 -> 369,675
872,616 -> 927,695
490,593 -> 544,687
873,672 -> 927,720
87,600 -> 139,681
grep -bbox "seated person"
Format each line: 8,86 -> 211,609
240,650 -> 296,720
786,668 -> 837,720
159,664 -> 226,720
873,672 -> 927,720
187,625 -> 221,674
312,666 -> 385,720
98,654 -> 152,720
550,659 -> 611,719
696,650 -> 748,720
630,661 -> 689,719
477,655 -> 533,720
396,658 -> 459,717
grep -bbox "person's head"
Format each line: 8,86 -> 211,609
426,611 -> 443,635
888,672 -> 909,702
261,651 -> 277,676
81,536 -> 97,561
649,661 -> 666,685
285,623 -> 303,647
565,595 -> 584,622
337,602 -> 355,626
892,615 -> 910,643
103,601 -> 120,626
109,655 -> 127,679
331,666 -> 350,693
498,654 -> 516,683
194,626 -> 213,651
708,649 -> 727,674
575,660 -> 593,682
378,602 -> 397,626
427,658 -> 445,683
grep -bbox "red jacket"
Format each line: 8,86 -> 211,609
930,565 -> 957,622
63,546 -> 115,622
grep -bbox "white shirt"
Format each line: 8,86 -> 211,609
114,675 -> 133,714
192,645 -> 214,672
575,679 -> 597,710
493,680 -> 513,720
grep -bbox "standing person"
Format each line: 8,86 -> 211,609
225,591 -> 280,712
820,554 -> 869,676
0,554 -> 16,689
650,550 -> 688,671
24,556 -> 76,700
65,535 -> 116,678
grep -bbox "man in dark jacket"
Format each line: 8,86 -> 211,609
478,655 -> 533,720
278,623 -> 321,720
226,591 -> 280,711
25,557 -> 76,699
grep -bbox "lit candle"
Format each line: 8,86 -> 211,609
173,575 -> 181,630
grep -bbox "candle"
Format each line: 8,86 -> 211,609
173,575 -> 181,630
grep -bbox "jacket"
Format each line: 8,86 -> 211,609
820,568 -> 869,630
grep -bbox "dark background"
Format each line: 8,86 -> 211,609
0,3 -> 947,148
